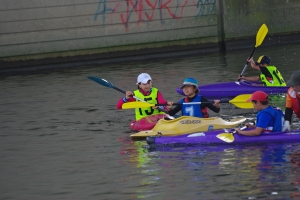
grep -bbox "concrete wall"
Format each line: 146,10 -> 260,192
1,0 -> 300,68
0,0 -> 218,61
223,0 -> 300,38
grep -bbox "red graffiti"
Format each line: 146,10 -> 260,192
145,0 -> 158,21
160,0 -> 188,19
120,0 -> 187,31
94,0 -> 215,31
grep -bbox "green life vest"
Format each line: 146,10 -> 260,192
133,87 -> 164,120
259,66 -> 286,86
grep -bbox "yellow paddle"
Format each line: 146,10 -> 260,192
122,94 -> 253,109
216,130 -> 236,143
239,24 -> 268,79
216,126 -> 248,143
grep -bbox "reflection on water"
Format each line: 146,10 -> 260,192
125,142 -> 300,199
0,43 -> 300,199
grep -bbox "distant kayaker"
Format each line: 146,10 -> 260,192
116,73 -> 172,121
167,78 -> 220,117
282,70 -> 300,131
238,55 -> 286,86
235,91 -> 284,136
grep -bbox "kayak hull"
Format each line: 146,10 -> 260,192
131,116 -> 246,140
146,129 -> 300,146
176,81 -> 289,99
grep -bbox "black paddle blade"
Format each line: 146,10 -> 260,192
88,76 -> 114,88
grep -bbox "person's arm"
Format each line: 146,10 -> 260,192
285,91 -> 293,123
167,104 -> 182,116
248,57 -> 260,71
284,107 -> 293,123
235,127 -> 263,136
156,91 -> 167,104
282,90 -> 294,131
116,97 -> 136,109
116,91 -> 135,109
239,75 -> 261,82
156,91 -> 174,112
236,111 -> 273,136
201,96 -> 220,113
283,108 -> 292,131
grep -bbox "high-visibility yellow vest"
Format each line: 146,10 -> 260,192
259,66 -> 286,86
133,87 -> 164,120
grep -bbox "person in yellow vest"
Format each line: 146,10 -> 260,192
238,55 -> 286,86
282,70 -> 300,131
116,73 -> 172,121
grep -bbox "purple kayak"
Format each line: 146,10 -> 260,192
176,80 -> 289,99
146,129 -> 300,146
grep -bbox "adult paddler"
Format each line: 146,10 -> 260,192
282,70 -> 300,131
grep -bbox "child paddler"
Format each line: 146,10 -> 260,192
167,78 -> 220,117
238,55 -> 286,86
235,91 -> 284,136
116,73 -> 172,123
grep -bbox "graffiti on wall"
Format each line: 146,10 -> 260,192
94,0 -> 216,31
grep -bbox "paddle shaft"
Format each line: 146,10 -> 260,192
88,76 -> 166,113
155,100 -> 229,106
238,24 -> 268,79
228,125 -> 248,136
239,47 -> 256,77
122,94 -> 254,109
88,76 -> 152,102
111,85 -> 146,102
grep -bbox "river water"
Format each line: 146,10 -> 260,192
1,43 -> 300,199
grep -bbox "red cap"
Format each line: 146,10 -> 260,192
247,91 -> 268,102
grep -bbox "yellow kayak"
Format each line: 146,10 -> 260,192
130,116 -> 246,140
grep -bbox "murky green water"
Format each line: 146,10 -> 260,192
0,43 -> 300,199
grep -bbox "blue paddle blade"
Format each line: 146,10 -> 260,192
88,76 -> 114,88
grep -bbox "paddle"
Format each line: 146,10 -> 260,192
238,24 -> 268,80
216,126 -> 248,143
122,94 -> 253,109
87,76 -> 167,113
88,76 -> 143,101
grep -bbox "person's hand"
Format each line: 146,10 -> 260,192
125,91 -> 133,99
166,101 -> 173,111
244,123 -> 256,128
235,125 -> 248,134
238,75 -> 246,80
247,57 -> 254,63
235,127 -> 241,134
213,100 -> 220,108
282,121 -> 291,131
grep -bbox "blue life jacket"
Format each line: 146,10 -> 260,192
261,106 -> 284,132
179,95 -> 204,117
